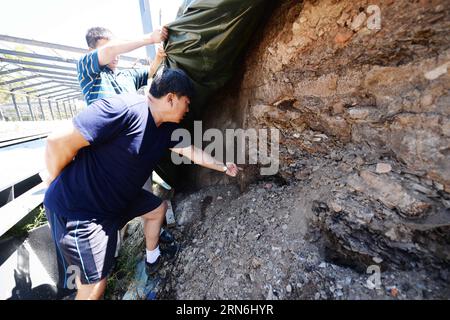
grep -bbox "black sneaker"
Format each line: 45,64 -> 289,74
145,242 -> 180,276
159,228 -> 175,244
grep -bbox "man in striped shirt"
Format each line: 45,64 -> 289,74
77,26 -> 168,105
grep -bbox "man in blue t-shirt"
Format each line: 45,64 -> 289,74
44,68 -> 240,300
78,26 -> 167,105
78,26 -> 172,253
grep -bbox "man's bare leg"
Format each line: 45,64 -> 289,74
75,277 -> 107,300
141,201 -> 167,250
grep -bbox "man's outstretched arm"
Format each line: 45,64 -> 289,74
97,27 -> 168,67
45,124 -> 90,185
170,145 -> 241,177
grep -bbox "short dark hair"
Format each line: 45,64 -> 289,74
85,27 -> 113,49
149,68 -> 195,101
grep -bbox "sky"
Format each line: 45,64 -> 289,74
0,0 -> 182,58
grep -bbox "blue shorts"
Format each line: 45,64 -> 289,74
45,190 -> 162,286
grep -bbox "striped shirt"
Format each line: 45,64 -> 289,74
77,50 -> 149,105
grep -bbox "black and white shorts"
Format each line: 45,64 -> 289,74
45,189 -> 162,286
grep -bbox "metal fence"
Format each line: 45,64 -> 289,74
0,34 -> 149,121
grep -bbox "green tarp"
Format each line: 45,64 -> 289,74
165,0 -> 270,119
158,0 -> 271,188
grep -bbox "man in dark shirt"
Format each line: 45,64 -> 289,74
78,26 -> 172,246
44,68 -> 239,299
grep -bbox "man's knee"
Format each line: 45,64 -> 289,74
142,201 -> 167,220
75,277 -> 107,300
155,200 -> 167,217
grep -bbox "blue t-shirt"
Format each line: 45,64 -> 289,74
77,50 -> 149,105
44,94 -> 181,220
